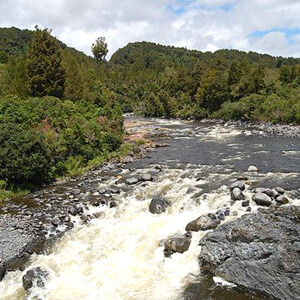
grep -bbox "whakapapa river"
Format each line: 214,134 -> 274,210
0,117 -> 299,300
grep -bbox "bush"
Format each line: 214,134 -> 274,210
0,123 -> 51,186
0,96 -> 123,187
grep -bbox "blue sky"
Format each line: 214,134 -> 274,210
0,0 -> 300,58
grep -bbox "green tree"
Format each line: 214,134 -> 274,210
92,37 -> 109,62
27,26 -> 65,98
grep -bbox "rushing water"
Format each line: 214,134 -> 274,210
0,118 -> 299,300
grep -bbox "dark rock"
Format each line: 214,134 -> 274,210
242,200 -> 250,207
68,206 -> 77,216
231,188 -> 245,201
275,195 -> 289,205
185,215 -> 220,232
51,218 -> 60,227
125,177 -> 139,185
252,193 -> 272,206
149,197 -> 170,214
22,267 -> 49,290
164,233 -> 192,254
246,207 -> 251,212
0,265 -> 6,281
199,206 -> 300,300
229,181 -> 245,191
109,201 -> 118,208
254,188 -> 275,197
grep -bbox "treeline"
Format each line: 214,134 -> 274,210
110,42 -> 300,124
0,27 -> 123,193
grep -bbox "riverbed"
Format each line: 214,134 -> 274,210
0,117 -> 299,300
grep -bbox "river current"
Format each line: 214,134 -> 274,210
0,117 -> 299,300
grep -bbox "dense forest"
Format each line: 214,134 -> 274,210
0,26 -> 300,197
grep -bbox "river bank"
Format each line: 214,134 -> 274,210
0,116 -> 299,300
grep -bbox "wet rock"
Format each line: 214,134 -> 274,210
109,201 -> 118,208
199,206 -> 300,300
125,177 -> 139,185
164,233 -> 192,255
0,265 -> 6,281
142,173 -> 153,182
149,197 -> 170,214
275,187 -> 285,194
252,193 -> 272,206
68,206 -> 77,216
275,195 -> 289,205
229,181 -> 245,191
247,165 -> 258,172
185,215 -> 220,232
51,218 -> 60,227
242,200 -> 249,207
72,189 -> 81,195
231,188 -> 245,201
254,187 -> 275,197
22,267 -> 49,290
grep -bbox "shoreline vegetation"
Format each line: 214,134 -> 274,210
0,26 -> 300,199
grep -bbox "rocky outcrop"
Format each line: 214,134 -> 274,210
199,206 -> 300,300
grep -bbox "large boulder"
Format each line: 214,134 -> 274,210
149,197 -> 170,214
185,215 -> 220,232
164,233 -> 192,254
22,267 -> 49,290
199,206 -> 300,300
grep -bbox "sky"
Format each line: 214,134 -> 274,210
1,0 -> 300,59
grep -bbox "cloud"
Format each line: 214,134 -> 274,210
0,0 -> 300,58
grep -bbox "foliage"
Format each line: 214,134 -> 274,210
92,37 -> 109,62
27,27 -> 66,98
0,96 -> 123,188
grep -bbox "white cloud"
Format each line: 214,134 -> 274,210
0,0 -> 300,58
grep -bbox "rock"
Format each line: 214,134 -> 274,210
231,188 -> 245,201
164,233 -> 192,254
142,173 -> 153,182
0,265 -> 6,281
275,187 -> 285,194
149,197 -> 170,214
247,165 -> 258,172
242,200 -> 249,207
125,177 -> 139,185
229,181 -> 245,191
72,189 -> 81,195
275,195 -> 289,205
22,267 -> 49,290
252,193 -> 272,206
199,206 -> 300,300
254,187 -> 275,197
185,215 -> 220,232
68,206 -> 77,216
109,201 -> 118,208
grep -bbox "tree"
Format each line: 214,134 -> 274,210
91,37 -> 108,62
27,26 -> 65,98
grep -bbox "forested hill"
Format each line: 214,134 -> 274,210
110,41 -> 300,69
0,27 -> 92,63
111,42 -> 300,124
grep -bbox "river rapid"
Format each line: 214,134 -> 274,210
0,117 -> 299,300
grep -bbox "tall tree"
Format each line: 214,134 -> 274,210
91,37 -> 108,62
27,26 -> 65,98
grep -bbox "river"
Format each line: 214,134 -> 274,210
0,117 -> 299,300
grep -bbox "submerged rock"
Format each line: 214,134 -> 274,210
22,267 -> 49,290
199,206 -> 300,300
149,197 -> 170,214
185,215 -> 220,232
252,193 -> 272,206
